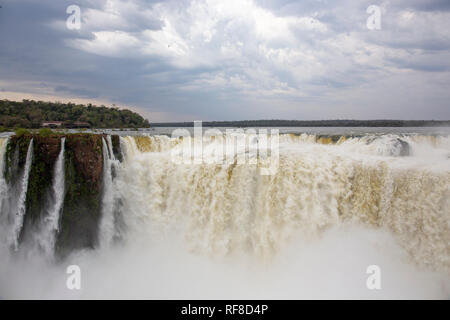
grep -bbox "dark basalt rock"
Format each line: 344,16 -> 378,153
4,134 -> 107,257
21,135 -> 63,243
5,135 -> 33,180
56,134 -> 104,258
111,135 -> 123,162
2,133 -> 124,258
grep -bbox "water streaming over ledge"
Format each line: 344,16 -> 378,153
117,133 -> 450,271
0,131 -> 449,298
35,138 -> 66,257
99,136 -> 121,248
10,138 -> 34,251
0,137 -> 9,214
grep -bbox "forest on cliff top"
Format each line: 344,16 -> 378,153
0,99 -> 150,129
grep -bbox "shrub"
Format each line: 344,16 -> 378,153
38,128 -> 53,137
14,128 -> 31,137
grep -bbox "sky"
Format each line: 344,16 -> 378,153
0,0 -> 449,122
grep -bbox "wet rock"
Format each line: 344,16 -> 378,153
396,139 -> 410,157
56,134 -> 104,258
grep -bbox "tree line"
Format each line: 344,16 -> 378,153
151,119 -> 450,127
0,99 -> 150,129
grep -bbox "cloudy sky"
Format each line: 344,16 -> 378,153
0,0 -> 449,121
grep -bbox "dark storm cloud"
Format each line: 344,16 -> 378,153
394,0 -> 450,12
0,0 -> 449,121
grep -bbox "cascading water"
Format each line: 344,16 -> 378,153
9,138 -> 34,251
35,138 -> 66,257
0,131 -> 449,299
116,133 -> 450,270
106,135 -> 116,161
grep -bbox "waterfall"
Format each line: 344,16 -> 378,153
9,138 -> 34,251
0,133 -> 448,265
36,138 -> 66,257
115,133 -> 450,271
0,132 -> 449,299
0,138 -> 9,214
99,136 -> 120,247
106,135 -> 116,161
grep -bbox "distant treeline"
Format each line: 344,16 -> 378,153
0,99 -> 150,129
151,120 -> 450,127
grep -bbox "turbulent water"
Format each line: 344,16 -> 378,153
9,139 -> 34,251
0,130 -> 449,299
116,133 -> 450,267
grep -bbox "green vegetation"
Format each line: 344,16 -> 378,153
38,128 -> 53,137
0,99 -> 150,129
14,128 -> 31,137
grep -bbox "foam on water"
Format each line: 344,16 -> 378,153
0,132 -> 449,299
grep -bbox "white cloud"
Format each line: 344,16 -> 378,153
5,0 -> 450,120
70,31 -> 142,57
67,0 -> 328,69
58,0 -> 450,111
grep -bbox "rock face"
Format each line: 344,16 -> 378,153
5,135 -> 69,247
56,134 -> 104,257
5,135 -> 33,178
24,135 -> 63,241
66,134 -> 103,188
3,133 -> 123,258
111,134 -> 123,162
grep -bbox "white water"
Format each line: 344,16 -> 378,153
1,224 -> 448,299
0,132 -> 449,299
116,134 -> 450,270
99,137 -> 121,248
35,138 -> 66,258
0,138 -> 9,215
9,139 -> 34,251
106,135 -> 116,161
